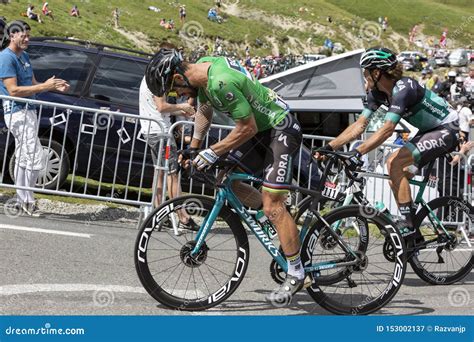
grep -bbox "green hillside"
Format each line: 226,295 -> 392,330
0,0 -> 472,55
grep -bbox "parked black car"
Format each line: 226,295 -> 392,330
0,38 -> 319,196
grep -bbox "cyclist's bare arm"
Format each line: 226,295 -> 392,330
211,115 -> 257,155
189,102 -> 213,148
354,120 -> 396,154
327,115 -> 369,150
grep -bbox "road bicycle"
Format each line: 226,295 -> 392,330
134,151 -> 407,314
292,151 -> 474,285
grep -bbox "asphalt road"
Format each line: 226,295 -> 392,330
0,210 -> 473,316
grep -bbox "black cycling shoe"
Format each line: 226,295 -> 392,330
180,218 -> 200,231
266,274 -> 304,306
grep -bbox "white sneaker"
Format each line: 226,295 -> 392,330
22,202 -> 41,217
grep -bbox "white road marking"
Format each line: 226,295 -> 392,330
0,284 -> 204,298
0,224 -> 92,238
0,284 -> 146,296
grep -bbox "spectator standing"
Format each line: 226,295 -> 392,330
27,4 -> 42,23
42,2 -> 54,21
381,19 -> 387,32
464,67 -> 474,95
179,5 -> 186,24
139,74 -> 198,230
70,5 -> 80,17
457,97 -> 473,141
0,21 -> 69,215
112,7 -> 120,28
437,70 -> 457,99
451,76 -> 467,102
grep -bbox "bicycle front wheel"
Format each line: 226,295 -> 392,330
134,195 -> 250,311
411,196 -> 474,285
302,205 -> 407,315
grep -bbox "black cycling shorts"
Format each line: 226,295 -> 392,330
229,114 -> 302,193
405,121 -> 460,168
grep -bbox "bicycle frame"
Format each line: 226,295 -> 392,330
190,170 -> 361,274
328,159 -> 453,238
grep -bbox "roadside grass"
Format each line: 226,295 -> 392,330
1,0 -> 469,55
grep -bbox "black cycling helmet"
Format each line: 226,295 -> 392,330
145,48 -> 185,97
360,47 -> 398,71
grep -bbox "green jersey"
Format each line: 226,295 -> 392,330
196,56 -> 288,132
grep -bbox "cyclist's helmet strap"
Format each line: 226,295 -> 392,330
360,47 -> 397,71
145,48 -> 185,97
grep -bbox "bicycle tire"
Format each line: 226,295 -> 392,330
134,195 -> 250,311
302,205 -> 407,315
411,196 -> 474,285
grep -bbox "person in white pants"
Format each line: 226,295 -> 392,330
0,20 -> 69,215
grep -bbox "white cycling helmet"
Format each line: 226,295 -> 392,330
455,76 -> 464,83
448,70 -> 457,77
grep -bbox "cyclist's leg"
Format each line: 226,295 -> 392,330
388,124 -> 459,230
227,136 -> 265,209
386,147 -> 417,228
261,114 -> 302,261
262,115 -> 304,300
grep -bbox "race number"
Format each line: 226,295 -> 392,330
322,181 -> 340,200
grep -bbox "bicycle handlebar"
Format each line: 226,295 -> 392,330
312,148 -> 364,184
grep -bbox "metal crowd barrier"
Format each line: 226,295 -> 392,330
163,121 -> 337,208
0,95 -> 168,219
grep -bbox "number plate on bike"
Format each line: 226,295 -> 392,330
427,175 -> 438,188
322,181 -> 340,200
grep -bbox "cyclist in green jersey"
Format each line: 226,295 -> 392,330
317,47 -> 460,240
145,48 -> 305,303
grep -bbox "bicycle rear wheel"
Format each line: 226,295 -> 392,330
135,195 -> 250,310
411,196 -> 474,285
301,205 -> 407,315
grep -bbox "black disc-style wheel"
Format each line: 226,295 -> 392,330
410,196 -> 474,285
301,205 -> 407,315
135,195 -> 250,311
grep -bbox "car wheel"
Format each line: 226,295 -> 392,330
9,138 -> 70,190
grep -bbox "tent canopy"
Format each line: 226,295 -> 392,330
261,49 -> 366,112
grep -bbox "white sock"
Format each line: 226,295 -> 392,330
286,252 -> 305,280
14,165 -> 28,204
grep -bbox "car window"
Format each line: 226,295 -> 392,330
90,56 -> 146,107
27,45 -> 95,95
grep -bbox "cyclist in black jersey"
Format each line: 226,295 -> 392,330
317,47 -> 460,239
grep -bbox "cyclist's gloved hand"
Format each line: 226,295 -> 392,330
314,144 -> 333,161
179,148 -> 199,169
345,149 -> 363,171
193,148 -> 219,171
